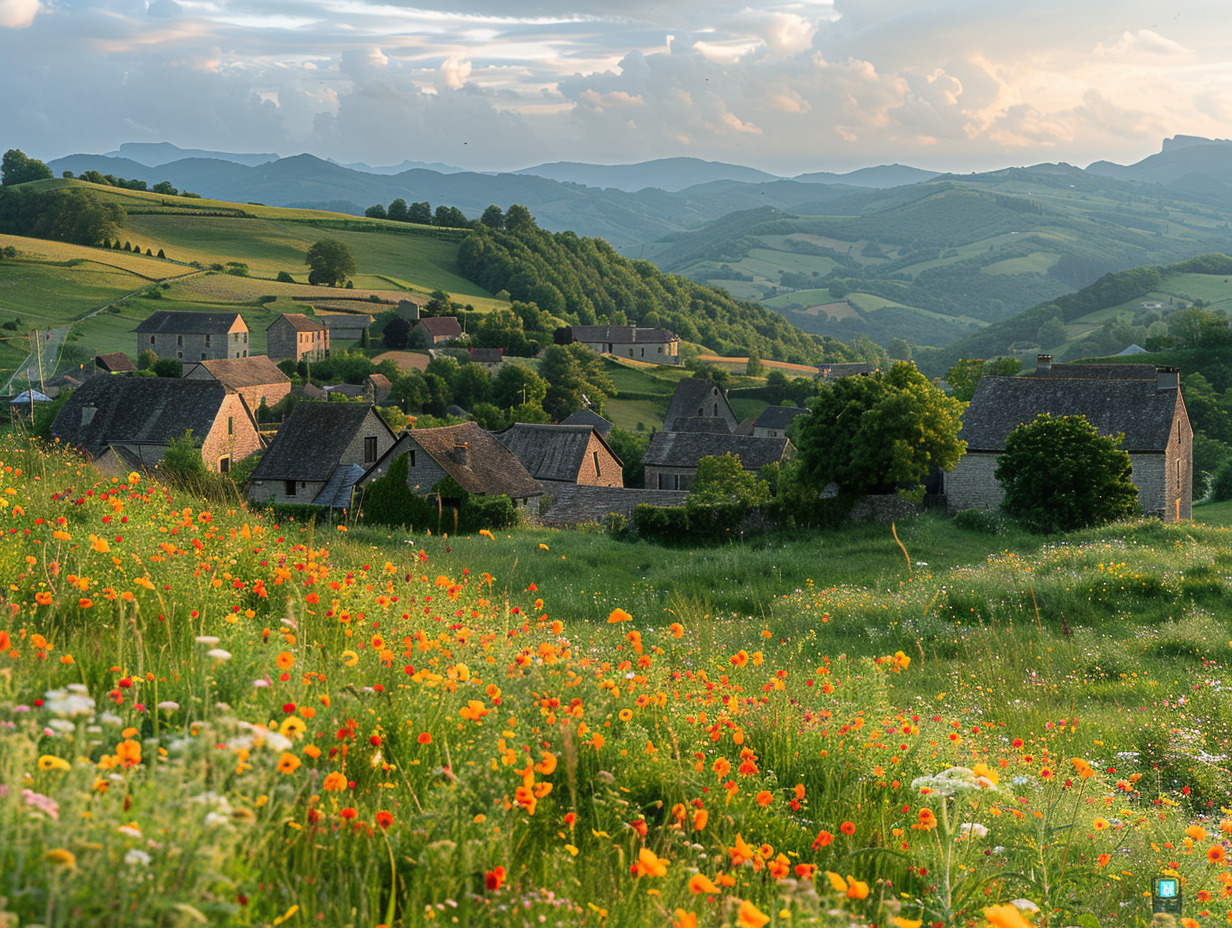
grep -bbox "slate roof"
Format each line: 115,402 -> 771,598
497,424 -> 621,483
643,432 -> 792,471
50,377 -> 236,457
961,375 -> 1182,452
135,311 -> 247,335
393,422 -> 543,498
664,378 -> 735,430
560,408 -> 613,438
416,317 -> 463,338
1033,362 -> 1157,380
540,486 -> 688,526
671,416 -> 732,434
314,463 -> 366,509
323,384 -> 368,398
187,356 -> 290,389
754,406 -> 810,430
252,402 -> 389,481
570,325 -> 679,344
95,352 -> 135,373
269,313 -> 324,333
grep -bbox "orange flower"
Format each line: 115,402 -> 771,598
1096,853 -> 1112,867
840,820 -> 855,836
693,809 -> 708,832
375,811 -> 393,829
713,757 -> 731,778
322,771 -> 348,792
115,739 -> 142,768
729,834 -> 757,865
688,874 -> 720,894
1209,845 -> 1228,864
278,753 -> 301,775
276,651 -> 295,670
846,877 -> 870,900
631,847 -> 668,877
1093,817 -> 1110,830
672,911 -> 698,928
418,732 -> 433,745
35,592 -> 52,606
484,866 -> 506,891
915,808 -> 937,831
826,872 -> 848,893
1187,825 -> 1209,841
755,790 -> 774,807
983,904 -> 1033,928
735,900 -> 769,928
812,829 -> 834,849
607,608 -> 632,623
460,700 -> 489,722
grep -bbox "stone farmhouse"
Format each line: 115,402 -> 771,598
664,378 -> 738,432
358,421 -> 543,514
135,311 -> 249,362
643,431 -> 794,491
414,317 -> 463,346
496,423 -> 623,489
50,377 -> 261,475
569,325 -> 681,365
752,405 -> 809,439
945,357 -> 1192,522
267,313 -> 328,363
182,355 -> 291,413
319,313 -> 372,342
248,403 -> 397,507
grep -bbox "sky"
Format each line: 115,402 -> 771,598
2,0 -> 1231,176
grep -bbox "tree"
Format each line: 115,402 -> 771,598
137,349 -> 157,370
383,316 -> 411,350
152,181 -> 178,196
946,357 -> 1021,403
796,362 -> 966,494
494,364 -> 547,410
746,348 -> 764,377
407,201 -> 432,225
827,279 -> 848,299
480,205 -> 505,230
995,413 -> 1138,532
688,453 -> 769,507
1,149 -> 53,186
305,239 -> 356,287
386,198 -> 409,222
1036,316 -> 1067,350
365,203 -> 387,219
504,203 -> 534,232
152,358 -> 182,378
888,337 -> 912,361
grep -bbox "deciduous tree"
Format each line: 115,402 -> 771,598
305,239 -> 356,287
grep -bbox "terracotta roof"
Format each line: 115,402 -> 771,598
188,356 -> 290,389
252,402 -> 392,481
135,311 -> 247,335
50,377 -> 239,458
497,424 -> 621,483
643,432 -> 792,471
95,352 -> 136,373
540,486 -> 688,526
961,375 -> 1183,452
754,406 -> 809,430
396,422 -> 543,498
560,408 -> 613,438
570,325 -> 679,344
416,317 -> 463,338
269,313 -> 324,333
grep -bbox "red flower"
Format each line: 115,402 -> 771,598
375,811 -> 394,829
485,866 -> 506,891
840,821 -> 855,836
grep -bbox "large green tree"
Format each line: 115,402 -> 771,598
305,239 -> 356,287
1,149 -> 53,186
945,356 -> 1021,403
796,362 -> 966,494
995,413 -> 1138,532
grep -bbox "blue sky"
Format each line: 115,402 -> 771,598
2,0 -> 1229,174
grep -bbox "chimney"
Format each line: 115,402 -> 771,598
80,404 -> 96,427
1035,354 -> 1052,375
1156,367 -> 1179,392
453,441 -> 468,466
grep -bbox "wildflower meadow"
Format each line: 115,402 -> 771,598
3,436 -> 1232,928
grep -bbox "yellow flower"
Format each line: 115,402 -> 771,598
45,848 -> 77,869
128,472 -> 141,485
341,650 -> 359,667
825,871 -> 848,893
893,920 -> 924,928
38,755 -> 71,772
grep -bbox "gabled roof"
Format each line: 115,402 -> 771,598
754,405 -> 809,430
323,383 -> 368,398
1034,362 -> 1156,380
188,356 -> 290,389
95,352 -> 136,373
570,325 -> 679,344
497,423 -> 621,483
135,311 -> 247,335
560,408 -> 613,438
252,402 -> 392,481
268,313 -> 324,333
314,463 -> 366,509
643,432 -> 792,471
664,378 -> 735,430
50,377 -> 238,457
416,317 -> 463,338
961,375 -> 1183,452
390,422 -> 543,498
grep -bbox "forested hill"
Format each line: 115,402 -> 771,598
456,209 -> 852,365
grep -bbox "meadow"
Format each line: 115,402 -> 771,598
4,436 -> 1232,928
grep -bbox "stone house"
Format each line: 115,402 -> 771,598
642,432 -> 794,491
569,325 -> 680,365
319,313 -> 372,342
560,408 -> 614,439
497,423 -> 623,489
945,358 -> 1192,522
358,421 -> 543,514
752,405 -> 809,439
94,352 -> 136,376
664,378 -> 738,432
135,311 -> 249,362
182,355 -> 292,413
248,403 -> 397,507
414,316 -> 463,346
266,313 -> 329,363
49,377 -> 261,475
469,348 -> 504,372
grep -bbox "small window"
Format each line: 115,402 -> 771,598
177,335 -> 183,346
227,416 -> 233,436
201,353 -> 207,360
150,335 -> 156,345
285,480 -> 297,497
364,436 -> 378,464
219,457 -> 230,474
204,334 -> 211,347
409,450 -> 416,467
593,450 -> 601,475
176,351 -> 183,359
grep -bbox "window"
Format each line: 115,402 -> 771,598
204,334 -> 211,347
201,353 -> 207,360
176,351 -> 183,359
227,416 -> 233,436
364,436 -> 378,464
219,457 -> 230,474
593,450 -> 601,475
285,480 -> 297,497
177,335 -> 183,346
150,336 -> 156,345
408,450 -> 416,467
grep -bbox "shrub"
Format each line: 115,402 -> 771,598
276,271 -> 295,283
952,508 -> 1006,535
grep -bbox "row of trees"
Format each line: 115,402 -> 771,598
363,199 -> 470,229
0,186 -> 124,246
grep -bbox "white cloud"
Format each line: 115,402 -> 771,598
0,0 -> 42,29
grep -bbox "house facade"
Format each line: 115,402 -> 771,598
135,311 -> 249,362
49,377 -> 261,475
569,325 -> 680,365
319,313 -> 373,342
664,378 -> 738,432
248,403 -> 396,506
414,317 -> 463,346
642,432 -> 794,491
752,405 -> 809,439
945,359 -> 1192,522
497,423 -> 624,489
182,355 -> 292,413
267,313 -> 329,363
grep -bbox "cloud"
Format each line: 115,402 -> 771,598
0,0 -> 42,29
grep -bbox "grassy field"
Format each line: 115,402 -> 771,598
5,440 -> 1232,926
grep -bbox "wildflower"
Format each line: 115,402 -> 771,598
693,809 -> 708,831
460,700 -> 489,723
673,912 -> 698,928
276,651 -> 295,670
735,900 -> 770,928
322,772 -> 348,792
688,874 -> 720,894
840,820 -> 855,836
846,877 -> 870,900
893,919 -> 924,928
826,872 -> 848,893
115,739 -> 142,768
632,847 -> 668,877
278,753 -> 301,775
485,866 -> 506,891
983,903 -> 1033,928
1097,853 -> 1112,867
1093,817 -> 1110,831
812,830 -> 834,848
418,732 -> 432,745
755,790 -> 773,807
914,808 -> 937,831
1210,845 -> 1228,864
38,755 -> 71,772
1187,825 -> 1209,842
375,811 -> 393,829
608,608 -> 632,623
205,648 -> 232,662
45,848 -> 77,869
959,822 -> 989,838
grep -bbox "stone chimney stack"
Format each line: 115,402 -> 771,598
1156,367 -> 1180,392
453,441 -> 469,466
1036,354 -> 1053,375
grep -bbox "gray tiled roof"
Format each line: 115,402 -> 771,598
497,423 -> 620,483
314,463 -> 366,509
560,408 -> 613,437
643,431 -> 792,470
252,402 -> 389,481
570,325 -> 679,344
664,378 -> 734,430
961,375 -> 1182,452
398,422 -> 543,498
753,405 -> 809,430
135,311 -> 247,335
1034,363 -> 1157,380
50,377 -> 233,457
